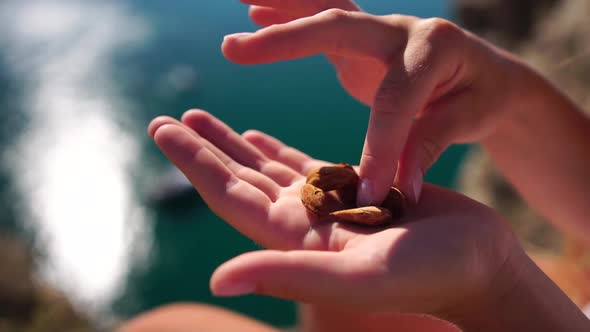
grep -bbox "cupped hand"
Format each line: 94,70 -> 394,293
224,1 -> 524,208
149,110 -> 518,317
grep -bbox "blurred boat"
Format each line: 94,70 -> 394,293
146,167 -> 194,204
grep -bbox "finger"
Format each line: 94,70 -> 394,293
396,91 -> 476,204
249,6 -> 296,26
150,116 -> 281,200
242,129 -> 328,175
153,124 -> 273,240
357,31 -> 461,206
181,110 -> 267,169
241,0 -> 360,16
211,250 -> 377,307
395,114 -> 454,205
357,66 -> 429,206
182,110 -> 300,186
223,10 -> 408,65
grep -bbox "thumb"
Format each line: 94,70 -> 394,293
210,250 -> 378,306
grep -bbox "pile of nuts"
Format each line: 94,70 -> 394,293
300,163 -> 405,226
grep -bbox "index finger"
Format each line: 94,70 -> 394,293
240,0 -> 360,15
357,64 -> 425,206
358,29 -> 462,206
222,9 -> 410,65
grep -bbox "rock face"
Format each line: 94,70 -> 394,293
456,0 -> 590,248
454,0 -> 560,48
454,0 -> 590,108
0,235 -> 36,322
520,0 -> 590,110
0,234 -> 93,332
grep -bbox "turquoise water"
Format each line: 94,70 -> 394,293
0,0 -> 466,327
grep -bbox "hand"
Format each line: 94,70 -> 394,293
148,110 -> 517,319
242,0 -> 380,106
223,2 -> 526,208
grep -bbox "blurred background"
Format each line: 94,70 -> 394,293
1,0 -> 586,331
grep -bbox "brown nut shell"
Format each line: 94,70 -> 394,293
306,163 -> 358,191
330,206 -> 392,226
300,183 -> 327,215
336,185 -> 357,207
301,163 -> 406,226
381,187 -> 406,219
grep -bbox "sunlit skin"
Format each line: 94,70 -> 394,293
142,110 -> 550,332
145,110 -> 589,331
223,1 -> 590,247
225,1 -> 517,207
148,110 -> 514,313
129,0 -> 590,330
119,303 -> 460,332
218,1 -> 590,328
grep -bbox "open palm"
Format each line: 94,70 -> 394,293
149,110 -> 515,315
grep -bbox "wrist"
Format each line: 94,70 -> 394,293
434,242 -> 524,330
440,246 -> 590,332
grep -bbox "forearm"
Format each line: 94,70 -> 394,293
447,247 -> 590,332
482,65 -> 590,241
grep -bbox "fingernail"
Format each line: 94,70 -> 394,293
357,179 -> 374,207
223,32 -> 253,41
214,282 -> 255,297
411,171 -> 423,205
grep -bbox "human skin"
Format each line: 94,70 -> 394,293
224,1 -> 590,247
119,302 -> 460,332
147,112 -> 590,331
220,3 -> 590,329
134,2 -> 590,330
119,303 -> 279,332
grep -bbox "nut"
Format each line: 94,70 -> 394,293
381,187 -> 406,220
329,206 -> 392,226
301,163 -> 406,226
300,183 -> 327,215
306,163 -> 358,191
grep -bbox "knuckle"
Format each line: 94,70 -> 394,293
320,10 -> 370,55
417,18 -> 463,44
233,164 -> 252,179
318,0 -> 358,12
319,8 -> 352,22
261,160 -> 280,176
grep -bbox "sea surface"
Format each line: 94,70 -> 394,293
0,0 -> 466,327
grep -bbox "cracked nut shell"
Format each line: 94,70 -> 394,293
300,183 -> 327,216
